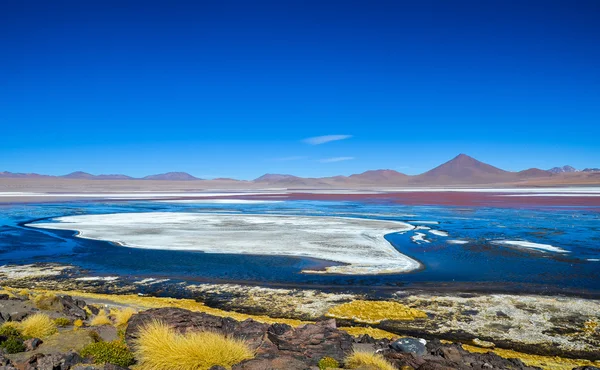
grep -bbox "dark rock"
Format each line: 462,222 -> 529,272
22,351 -> 84,370
355,334 -> 375,343
0,295 -> 9,301
57,295 -> 87,320
265,319 -> 353,365
417,363 -> 456,370
8,310 -> 29,322
496,311 -> 509,318
127,308 -> 352,368
232,356 -> 312,370
104,364 -> 130,370
571,368 -> 600,370
439,346 -> 462,363
24,338 -> 43,351
391,338 -> 427,356
0,353 -> 12,366
86,305 -> 100,315
384,350 -> 427,369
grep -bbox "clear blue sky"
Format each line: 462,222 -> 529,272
1,0 -> 599,179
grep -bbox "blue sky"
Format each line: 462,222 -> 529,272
1,0 -> 599,179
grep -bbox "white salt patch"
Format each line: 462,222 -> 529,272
29,213 -> 420,275
429,230 -> 449,237
75,276 -> 119,282
0,264 -> 69,279
134,278 -> 170,285
447,240 -> 469,245
492,240 -> 569,254
411,232 -> 430,244
414,226 -> 431,230
587,259 -> 600,262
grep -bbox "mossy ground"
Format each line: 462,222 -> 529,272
326,300 -> 427,324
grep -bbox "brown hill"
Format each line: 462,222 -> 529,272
411,154 -> 512,185
348,169 -> 408,184
142,172 -> 200,181
0,171 -> 49,178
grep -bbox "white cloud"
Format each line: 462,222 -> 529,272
302,135 -> 352,145
319,157 -> 355,163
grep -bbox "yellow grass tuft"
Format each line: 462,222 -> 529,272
345,351 -> 396,370
0,321 -> 21,333
20,313 -> 57,338
90,312 -> 113,326
111,307 -> 137,327
32,292 -> 59,310
326,300 -> 427,324
134,320 -> 254,370
73,319 -> 84,329
339,326 -> 397,340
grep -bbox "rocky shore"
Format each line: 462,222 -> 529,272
1,287 -> 599,370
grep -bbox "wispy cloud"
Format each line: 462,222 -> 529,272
273,156 -> 307,161
302,135 -> 352,145
319,156 -> 355,163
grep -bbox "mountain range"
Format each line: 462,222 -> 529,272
1,154 -> 599,187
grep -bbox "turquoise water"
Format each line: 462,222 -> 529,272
1,200 -> 599,294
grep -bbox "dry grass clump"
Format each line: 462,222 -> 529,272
20,313 -> 57,338
134,320 -> 254,370
32,292 -> 59,310
111,307 -> 137,327
90,312 -> 113,326
53,317 -> 72,327
345,351 -> 396,370
326,300 -> 427,324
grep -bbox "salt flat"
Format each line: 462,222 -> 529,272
28,212 -> 420,275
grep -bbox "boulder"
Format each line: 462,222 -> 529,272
21,351 -> 84,370
57,296 -> 87,320
24,338 -> 43,351
127,308 -> 352,368
391,338 -> 427,356
232,355 -> 313,370
126,307 -> 269,350
264,319 -> 352,365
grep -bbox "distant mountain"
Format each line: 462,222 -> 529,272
60,171 -> 96,179
0,171 -> 48,178
411,154 -> 511,185
254,174 -> 301,182
60,171 -> 133,180
516,168 -> 552,178
142,172 -> 200,181
549,165 -> 578,174
348,169 -> 408,183
3,155 -> 599,186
